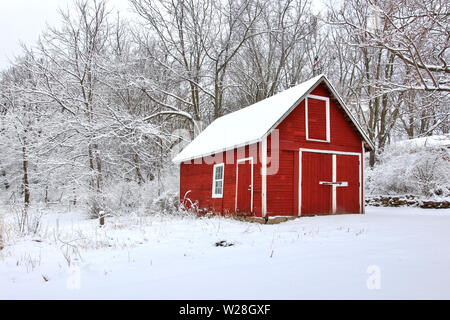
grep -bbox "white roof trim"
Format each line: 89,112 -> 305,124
172,74 -> 374,163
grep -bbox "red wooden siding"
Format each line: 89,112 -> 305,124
266,150 -> 295,216
307,96 -> 328,141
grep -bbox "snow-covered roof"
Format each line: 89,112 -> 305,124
173,74 -> 374,163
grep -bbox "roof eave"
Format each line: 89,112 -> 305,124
172,137 -> 263,164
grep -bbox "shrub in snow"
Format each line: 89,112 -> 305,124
9,204 -> 43,236
366,136 -> 450,198
97,167 -> 181,217
103,181 -> 144,216
86,191 -> 106,222
149,191 -> 180,215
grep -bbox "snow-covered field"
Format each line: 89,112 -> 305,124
1,206 -> 450,300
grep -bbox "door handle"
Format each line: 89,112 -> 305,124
248,185 -> 253,191
319,181 -> 349,187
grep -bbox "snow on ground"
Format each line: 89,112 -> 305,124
1,206 -> 450,300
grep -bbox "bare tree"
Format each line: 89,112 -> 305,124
0,56 -> 51,231
326,0 -> 449,165
19,0 -> 112,224
231,0 -> 313,106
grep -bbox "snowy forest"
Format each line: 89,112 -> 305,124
0,0 -> 449,228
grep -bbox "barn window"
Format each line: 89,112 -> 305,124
212,163 -> 224,198
305,94 -> 330,142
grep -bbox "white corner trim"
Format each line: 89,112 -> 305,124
212,163 -> 225,199
361,141 -> 365,214
298,150 -> 302,217
305,94 -> 330,143
261,137 -> 267,217
235,157 -> 254,213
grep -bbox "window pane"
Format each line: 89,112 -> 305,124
215,181 -> 223,195
213,165 -> 224,196
215,166 -> 223,179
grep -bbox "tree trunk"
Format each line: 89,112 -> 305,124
88,143 -> 104,226
1,169 -> 9,190
21,134 -> 30,233
22,137 -> 30,208
369,150 -> 376,168
134,154 -> 145,185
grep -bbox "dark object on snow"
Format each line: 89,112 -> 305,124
215,240 -> 234,247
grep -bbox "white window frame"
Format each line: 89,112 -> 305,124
305,94 -> 330,143
212,163 -> 225,198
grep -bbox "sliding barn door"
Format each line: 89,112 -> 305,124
300,150 -> 361,215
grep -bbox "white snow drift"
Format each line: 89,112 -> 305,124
1,206 -> 450,299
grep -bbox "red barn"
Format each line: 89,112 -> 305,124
173,74 -> 374,217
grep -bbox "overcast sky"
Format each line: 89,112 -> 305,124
0,0 -> 325,72
0,0 -> 132,71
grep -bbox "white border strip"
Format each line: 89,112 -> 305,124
261,137 -> 267,217
332,154 -> 337,214
361,141 -> 365,214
